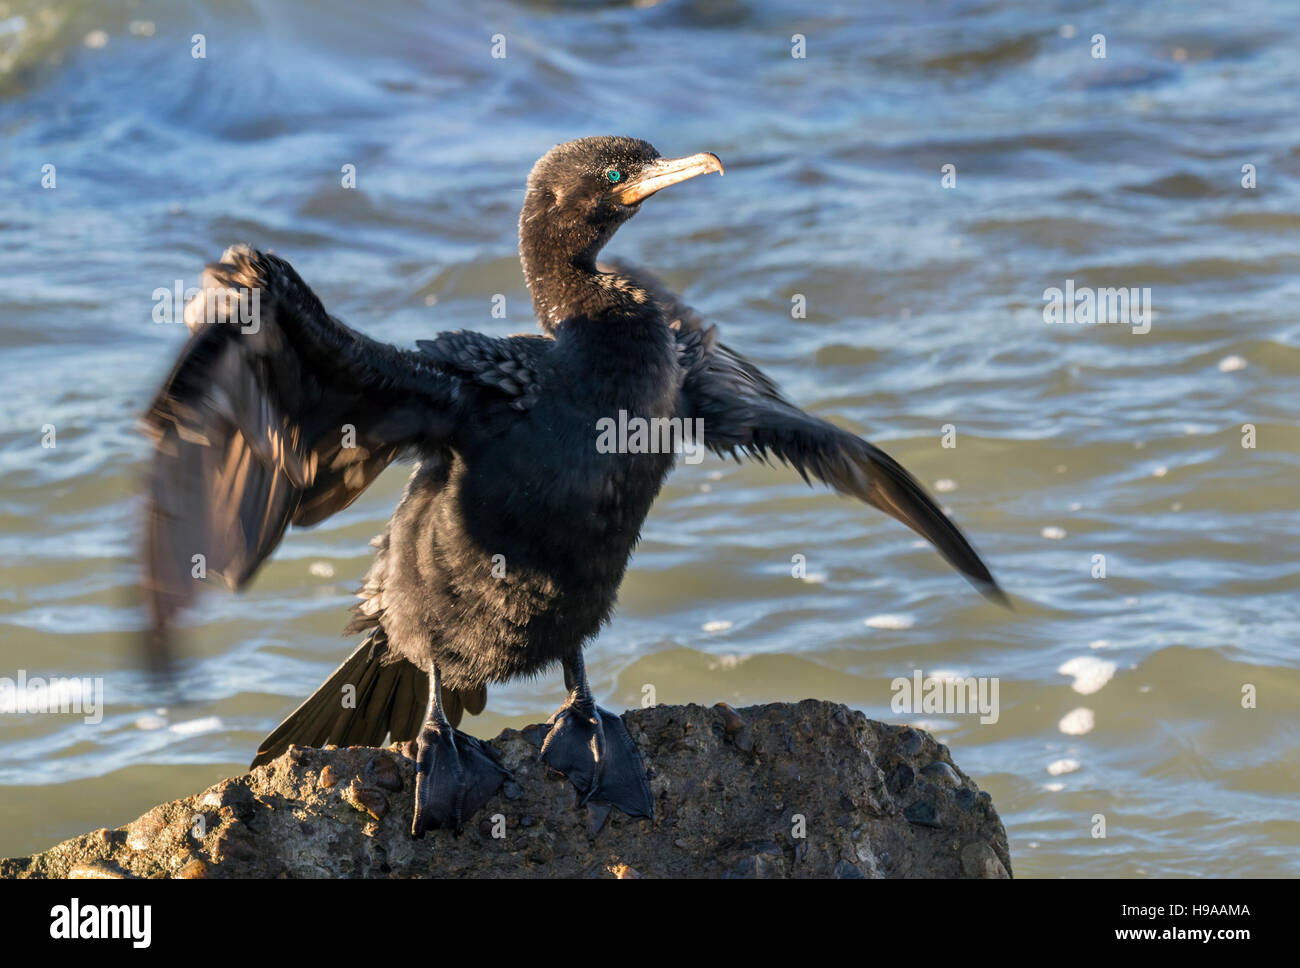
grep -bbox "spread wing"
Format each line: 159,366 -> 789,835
605,259 -> 1007,604
142,245 -> 460,668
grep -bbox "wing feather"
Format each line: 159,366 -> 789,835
142,245 -> 459,668
604,258 -> 1007,604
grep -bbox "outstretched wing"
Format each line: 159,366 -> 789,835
142,245 -> 459,668
606,260 -> 1007,604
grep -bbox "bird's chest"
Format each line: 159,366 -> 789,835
519,359 -> 679,526
460,324 -> 681,555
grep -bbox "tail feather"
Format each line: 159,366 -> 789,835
250,632 -> 486,768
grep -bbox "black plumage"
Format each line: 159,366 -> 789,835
141,135 -> 1005,835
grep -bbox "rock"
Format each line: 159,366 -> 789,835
960,840 -> 1010,879
68,860 -> 131,879
903,800 -> 942,828
174,858 -> 210,879
341,779 -> 389,821
0,701 -> 1011,879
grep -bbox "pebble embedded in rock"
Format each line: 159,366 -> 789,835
713,702 -> 744,736
364,755 -> 403,792
342,780 -> 388,821
960,841 -> 1009,879
212,827 -> 258,863
70,860 -> 131,879
903,800 -> 941,827
921,761 -> 961,787
889,763 -> 915,795
201,779 -> 254,812
318,765 -> 340,789
126,809 -> 167,852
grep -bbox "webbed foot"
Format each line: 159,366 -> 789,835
540,668 -> 653,820
411,669 -> 510,838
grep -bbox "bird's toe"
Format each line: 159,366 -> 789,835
411,723 -> 509,838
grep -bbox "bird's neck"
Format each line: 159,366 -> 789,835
521,233 -> 648,332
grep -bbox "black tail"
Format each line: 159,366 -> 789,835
250,632 -> 487,768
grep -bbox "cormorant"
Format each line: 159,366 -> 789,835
142,135 -> 1006,836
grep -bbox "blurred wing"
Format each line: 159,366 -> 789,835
607,260 -> 1007,604
142,245 -> 458,667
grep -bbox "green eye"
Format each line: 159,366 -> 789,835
606,169 -> 621,183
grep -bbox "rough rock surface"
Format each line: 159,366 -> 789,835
1,701 -> 1011,879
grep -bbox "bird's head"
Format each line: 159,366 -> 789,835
519,136 -> 723,325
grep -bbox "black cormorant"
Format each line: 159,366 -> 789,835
142,135 -> 1006,836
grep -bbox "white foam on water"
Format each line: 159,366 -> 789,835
169,716 -> 223,736
706,654 -> 744,671
928,668 -> 970,683
1058,707 -> 1095,735
1058,656 -> 1117,695
1048,758 -> 1081,776
865,614 -> 914,630
907,719 -> 959,733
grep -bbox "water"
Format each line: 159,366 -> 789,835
2,0 -> 1298,875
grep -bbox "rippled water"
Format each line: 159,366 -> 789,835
2,0 -> 1298,875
